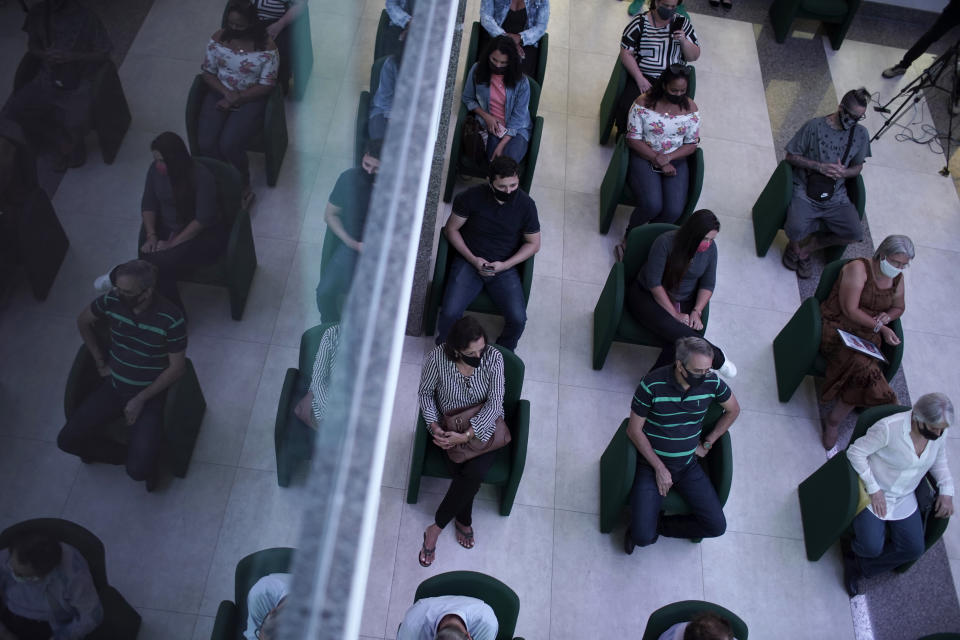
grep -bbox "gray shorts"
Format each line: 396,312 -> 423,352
783,190 -> 862,243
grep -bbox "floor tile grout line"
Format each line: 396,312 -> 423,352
193,465 -> 242,619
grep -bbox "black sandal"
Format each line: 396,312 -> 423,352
720,0 -> 732,9
418,532 -> 436,567
455,522 -> 475,549
709,0 -> 720,6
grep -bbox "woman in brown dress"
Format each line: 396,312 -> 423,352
819,235 -> 914,449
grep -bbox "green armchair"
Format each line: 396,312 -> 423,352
592,223 -> 710,370
186,74 -> 288,187
598,134 -> 704,234
0,519 -> 142,640
772,258 -> 904,403
599,404 -> 732,539
463,21 -> 549,88
210,547 -> 295,640
442,76 -> 544,203
374,8 -> 407,60
274,322 -> 336,487
798,405 -> 949,566
751,160 -> 865,259
406,345 -> 530,516
770,0 -> 862,50
413,571 -> 525,640
641,600 -> 748,640
355,56 -> 390,167
422,233 -> 535,337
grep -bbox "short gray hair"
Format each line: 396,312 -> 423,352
914,393 -> 955,428
873,235 -> 915,262
113,259 -> 158,290
675,336 -> 714,366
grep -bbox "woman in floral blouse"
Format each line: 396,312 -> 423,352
617,64 -> 700,260
197,0 -> 279,208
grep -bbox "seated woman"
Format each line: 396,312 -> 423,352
617,64 -> 699,259
462,36 -> 532,164
478,0 -> 550,78
625,209 -> 736,378
250,0 -> 306,96
417,316 -> 507,566
0,533 -> 103,639
819,235 -> 913,449
293,322 -> 341,430
197,0 -> 279,208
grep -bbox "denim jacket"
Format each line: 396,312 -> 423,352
480,0 -> 550,47
386,0 -> 413,28
370,55 -> 398,119
462,62 -> 532,140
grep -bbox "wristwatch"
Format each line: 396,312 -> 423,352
702,440 -> 713,450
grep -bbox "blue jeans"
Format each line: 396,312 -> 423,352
315,243 -> 359,320
626,153 -> 689,236
485,132 -> 528,163
851,507 -> 925,578
629,458 -> 726,546
435,255 -> 527,350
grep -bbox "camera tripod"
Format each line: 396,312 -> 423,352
872,39 -> 960,176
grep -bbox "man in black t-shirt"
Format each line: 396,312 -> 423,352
437,156 -> 540,350
315,139 -> 381,320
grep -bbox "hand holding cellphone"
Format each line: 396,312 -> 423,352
670,15 -> 685,33
494,120 -> 507,138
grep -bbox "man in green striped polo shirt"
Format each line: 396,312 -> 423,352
57,260 -> 187,491
624,336 -> 740,553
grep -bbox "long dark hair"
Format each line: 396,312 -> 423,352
151,132 -> 196,225
222,0 -> 269,50
473,35 -> 523,88
663,209 -> 720,292
644,64 -> 692,112
442,316 -> 488,362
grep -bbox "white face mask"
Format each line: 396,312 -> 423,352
879,258 -> 904,278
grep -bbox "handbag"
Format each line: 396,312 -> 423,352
441,402 -> 511,463
461,116 -> 489,169
805,125 -> 856,202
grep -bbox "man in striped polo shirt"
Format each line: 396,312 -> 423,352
624,336 -> 740,553
57,260 -> 187,490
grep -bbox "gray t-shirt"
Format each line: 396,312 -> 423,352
785,116 -> 871,203
140,161 -> 219,237
638,229 -> 717,302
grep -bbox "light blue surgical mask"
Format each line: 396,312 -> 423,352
879,258 -> 904,278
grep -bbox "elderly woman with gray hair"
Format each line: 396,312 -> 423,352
818,235 -> 914,449
842,392 -> 955,595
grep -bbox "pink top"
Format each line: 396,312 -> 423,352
627,103 -> 701,154
489,75 -> 507,123
201,38 -> 279,91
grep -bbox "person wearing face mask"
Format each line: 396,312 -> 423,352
625,210 -> 737,379
417,316 -> 507,567
781,88 -> 872,279
461,36 -> 532,163
478,0 -> 550,79
843,393 -> 955,596
0,533 -> 103,640
368,40 -> 405,141
616,65 -> 700,260
315,139 -> 382,321
58,259 -> 187,491
398,593 -> 498,640
816,235 -> 914,450
624,336 -> 740,553
616,0 -> 700,135
435,156 -> 541,351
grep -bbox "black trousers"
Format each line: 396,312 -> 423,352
57,379 -> 166,482
899,0 -> 960,68
434,449 -> 498,529
625,281 -> 725,371
138,225 -> 224,312
0,604 -> 52,640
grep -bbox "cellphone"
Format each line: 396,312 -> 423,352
670,15 -> 685,32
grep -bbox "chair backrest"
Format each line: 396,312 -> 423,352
623,223 -> 679,282
234,547 -> 295,635
0,519 -> 109,593
813,258 -> 848,302
848,404 -> 911,447
492,344 -> 525,416
526,76 -> 541,119
413,571 -> 520,640
641,600 -> 748,640
370,55 -> 389,96
194,156 -> 243,230
298,322 -> 338,381
374,9 -> 393,61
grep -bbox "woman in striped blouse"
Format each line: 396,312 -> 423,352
417,316 -> 506,567
251,0 -> 306,96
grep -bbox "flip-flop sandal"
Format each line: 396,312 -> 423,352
418,532 -> 435,567
614,242 -> 626,262
709,0 -> 720,6
720,0 -> 732,9
455,523 -> 475,549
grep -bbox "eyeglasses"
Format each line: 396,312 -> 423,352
840,105 -> 866,121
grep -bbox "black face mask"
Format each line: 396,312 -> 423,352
222,26 -> 258,42
490,184 -> 518,204
460,351 -> 483,368
681,364 -> 706,387
918,422 -> 943,441
656,5 -> 677,20
838,108 -> 858,131
116,290 -> 145,311
489,63 -> 507,75
665,93 -> 684,105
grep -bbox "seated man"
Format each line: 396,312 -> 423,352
436,156 -> 540,351
2,0 -> 113,171
57,260 -> 187,491
245,573 -> 291,640
624,336 -> 740,552
397,594 -> 497,640
368,42 -> 404,141
315,139 -> 381,321
293,322 -> 341,429
658,612 -> 736,640
781,88 -> 871,279
842,392 -> 955,596
0,532 -> 103,639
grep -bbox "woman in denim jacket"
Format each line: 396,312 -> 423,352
479,0 -> 549,77
462,36 -> 532,163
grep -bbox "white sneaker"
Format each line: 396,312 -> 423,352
93,271 -> 113,292
717,360 -> 738,378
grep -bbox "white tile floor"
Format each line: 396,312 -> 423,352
2,0 -> 960,638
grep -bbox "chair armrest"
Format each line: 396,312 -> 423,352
406,413 -> 430,504
598,59 -> 626,144
751,160 -> 793,256
225,207 -> 256,281
519,115 -> 544,194
509,399 -> 531,489
535,31 -> 549,85
882,319 -> 904,382
64,345 -> 95,420
274,368 -> 300,449
599,419 -> 637,533
185,75 -> 206,156
592,262 -> 625,370
798,452 -> 860,561
680,147 -> 705,223
772,296 -> 822,402
599,136 -> 628,234
210,601 -> 238,640
519,254 -> 535,305
848,173 -> 866,219
710,430 -> 733,507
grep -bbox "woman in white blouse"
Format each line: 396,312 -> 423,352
416,316 -> 506,567
617,64 -> 699,261
843,393 -> 955,595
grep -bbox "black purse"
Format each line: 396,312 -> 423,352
916,472 -> 939,531
805,125 -> 856,202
